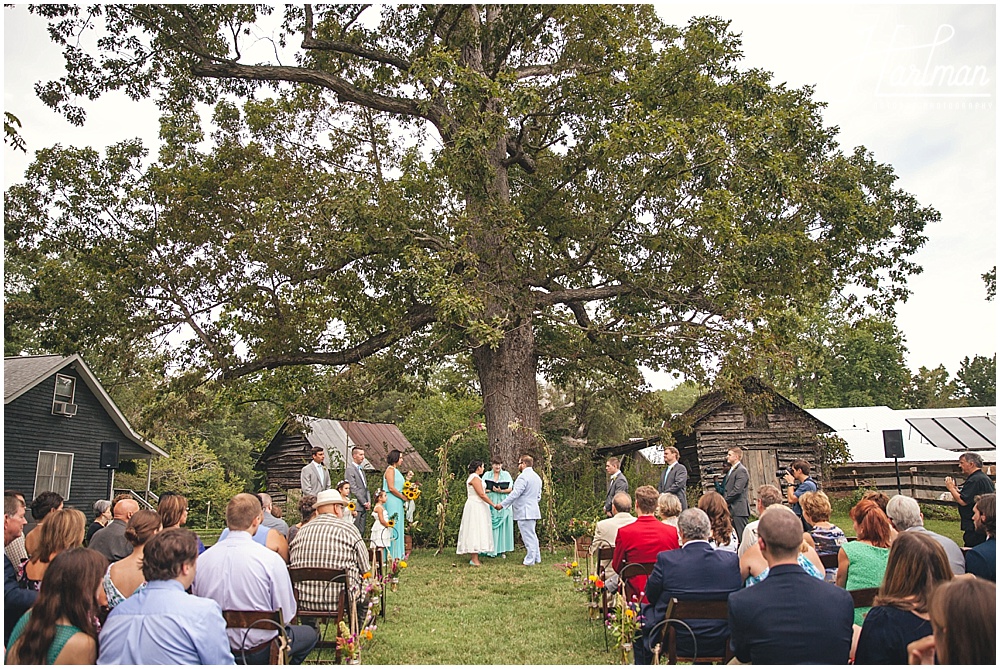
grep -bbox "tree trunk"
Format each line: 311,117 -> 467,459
472,317 -> 541,471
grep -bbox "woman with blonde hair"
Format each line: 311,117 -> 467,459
697,492 -> 737,552
19,508 -> 86,590
800,490 -> 847,557
837,498 -> 893,626
656,493 -> 682,527
103,510 -> 161,609
854,532 -> 952,664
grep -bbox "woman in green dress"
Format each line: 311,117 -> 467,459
382,449 -> 407,559
836,498 -> 893,626
483,457 -> 514,557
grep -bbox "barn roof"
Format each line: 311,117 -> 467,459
679,377 -> 834,435
4,354 -> 166,458
257,416 -> 432,473
806,406 -> 997,464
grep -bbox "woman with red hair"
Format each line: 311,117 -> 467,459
837,498 -> 892,626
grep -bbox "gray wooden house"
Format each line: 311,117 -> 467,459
4,355 -> 166,522
256,415 -> 432,504
674,378 -> 834,508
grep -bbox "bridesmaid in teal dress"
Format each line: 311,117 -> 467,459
484,457 -> 514,557
382,449 -> 407,559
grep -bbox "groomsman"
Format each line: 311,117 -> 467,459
345,446 -> 371,535
718,447 -> 750,544
657,446 -> 688,510
604,457 -> 629,517
300,447 -> 331,497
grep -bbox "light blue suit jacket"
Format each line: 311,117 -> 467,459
501,466 -> 542,521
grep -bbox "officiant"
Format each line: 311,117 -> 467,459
483,457 -> 514,557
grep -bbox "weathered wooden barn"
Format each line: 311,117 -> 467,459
256,415 -> 432,503
4,355 -> 166,522
673,378 -> 835,507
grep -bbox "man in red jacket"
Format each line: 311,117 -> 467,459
612,485 -> 679,604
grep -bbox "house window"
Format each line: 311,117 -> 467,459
52,374 -> 78,416
33,451 -> 74,500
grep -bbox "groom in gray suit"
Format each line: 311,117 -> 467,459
301,447 -> 332,497
498,454 -> 543,566
657,445 -> 688,510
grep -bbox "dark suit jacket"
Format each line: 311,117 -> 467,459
4,554 -> 37,645
88,518 -> 133,562
642,540 -> 740,658
611,516 -> 679,601
965,537 -> 995,581
728,563 -> 854,664
605,471 -> 629,515
658,463 -> 688,510
722,463 -> 750,518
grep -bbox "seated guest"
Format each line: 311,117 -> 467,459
854,532 -> 952,665
5,547 -> 107,665
799,490 -> 847,557
287,494 -> 318,545
965,492 -> 995,581
697,492 -> 738,552
23,491 -> 64,558
158,492 -> 206,554
591,492 -> 635,592
737,485 -> 783,557
837,498 -> 892,626
612,486 -> 679,602
728,506 -> 854,664
98,528 -> 235,664
640,508 -> 741,665
739,506 -> 824,587
4,493 -> 37,645
103,510 -> 160,610
4,491 -> 29,568
655,493 -> 682,527
90,497 -> 139,562
257,492 -> 289,538
862,490 -> 897,541
885,495 -> 964,575
194,493 -> 317,665
289,490 -> 371,622
907,578 -> 996,665
86,500 -> 112,545
218,502 -> 289,562
20,508 -> 86,590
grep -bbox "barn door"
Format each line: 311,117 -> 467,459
743,449 -> 778,512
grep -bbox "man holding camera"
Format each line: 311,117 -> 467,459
782,459 -> 817,530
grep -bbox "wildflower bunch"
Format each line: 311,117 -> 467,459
558,559 -> 583,581
566,517 -> 595,538
606,594 -> 643,664
387,557 -> 407,579
582,573 -> 605,603
335,621 -> 360,662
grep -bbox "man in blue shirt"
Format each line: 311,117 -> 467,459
98,528 -> 234,665
782,459 -> 817,530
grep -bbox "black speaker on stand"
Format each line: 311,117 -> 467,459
101,441 -> 120,499
882,430 -> 904,496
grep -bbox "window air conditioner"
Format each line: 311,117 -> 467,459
52,401 -> 78,417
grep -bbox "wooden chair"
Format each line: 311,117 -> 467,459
850,587 -> 879,609
650,598 -> 733,665
287,567 -> 350,663
618,561 -> 656,603
575,534 -> 593,558
591,544 -> 615,650
819,552 -> 839,570
222,609 -> 288,665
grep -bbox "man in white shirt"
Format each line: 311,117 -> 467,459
300,447 -> 331,497
194,494 -> 317,665
737,484 -> 783,557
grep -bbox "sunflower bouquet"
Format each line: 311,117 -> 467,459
402,480 -> 422,501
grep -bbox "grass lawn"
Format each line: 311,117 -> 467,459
829,507 -> 963,545
352,546 -> 612,665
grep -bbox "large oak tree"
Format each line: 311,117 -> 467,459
6,5 -> 936,467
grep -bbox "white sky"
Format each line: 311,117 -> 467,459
3,3 -> 996,392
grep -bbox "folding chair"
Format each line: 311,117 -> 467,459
850,587 -> 879,609
287,567 -> 350,663
223,609 -> 288,665
819,552 -> 840,570
650,598 -> 733,664
618,561 -> 655,603
590,543 -> 615,650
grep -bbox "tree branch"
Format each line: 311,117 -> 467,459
533,284 -> 633,306
302,4 -> 411,72
220,303 -> 437,379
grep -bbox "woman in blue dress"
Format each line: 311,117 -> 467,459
483,457 -> 514,557
382,449 -> 407,559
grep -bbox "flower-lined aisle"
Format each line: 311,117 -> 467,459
336,558 -> 408,663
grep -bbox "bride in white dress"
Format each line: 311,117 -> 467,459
456,460 -> 495,566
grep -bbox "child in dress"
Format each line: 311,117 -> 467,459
370,490 -> 392,550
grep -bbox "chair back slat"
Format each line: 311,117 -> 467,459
819,552 -> 839,570
659,597 -> 732,665
850,587 -> 878,609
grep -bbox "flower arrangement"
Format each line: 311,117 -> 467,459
336,621 -> 361,663
583,573 -> 605,603
566,516 -> 595,539
559,559 -> 583,581
607,594 -> 643,664
387,557 -> 407,579
403,480 -> 422,501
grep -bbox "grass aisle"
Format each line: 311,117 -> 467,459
360,547 -> 612,665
